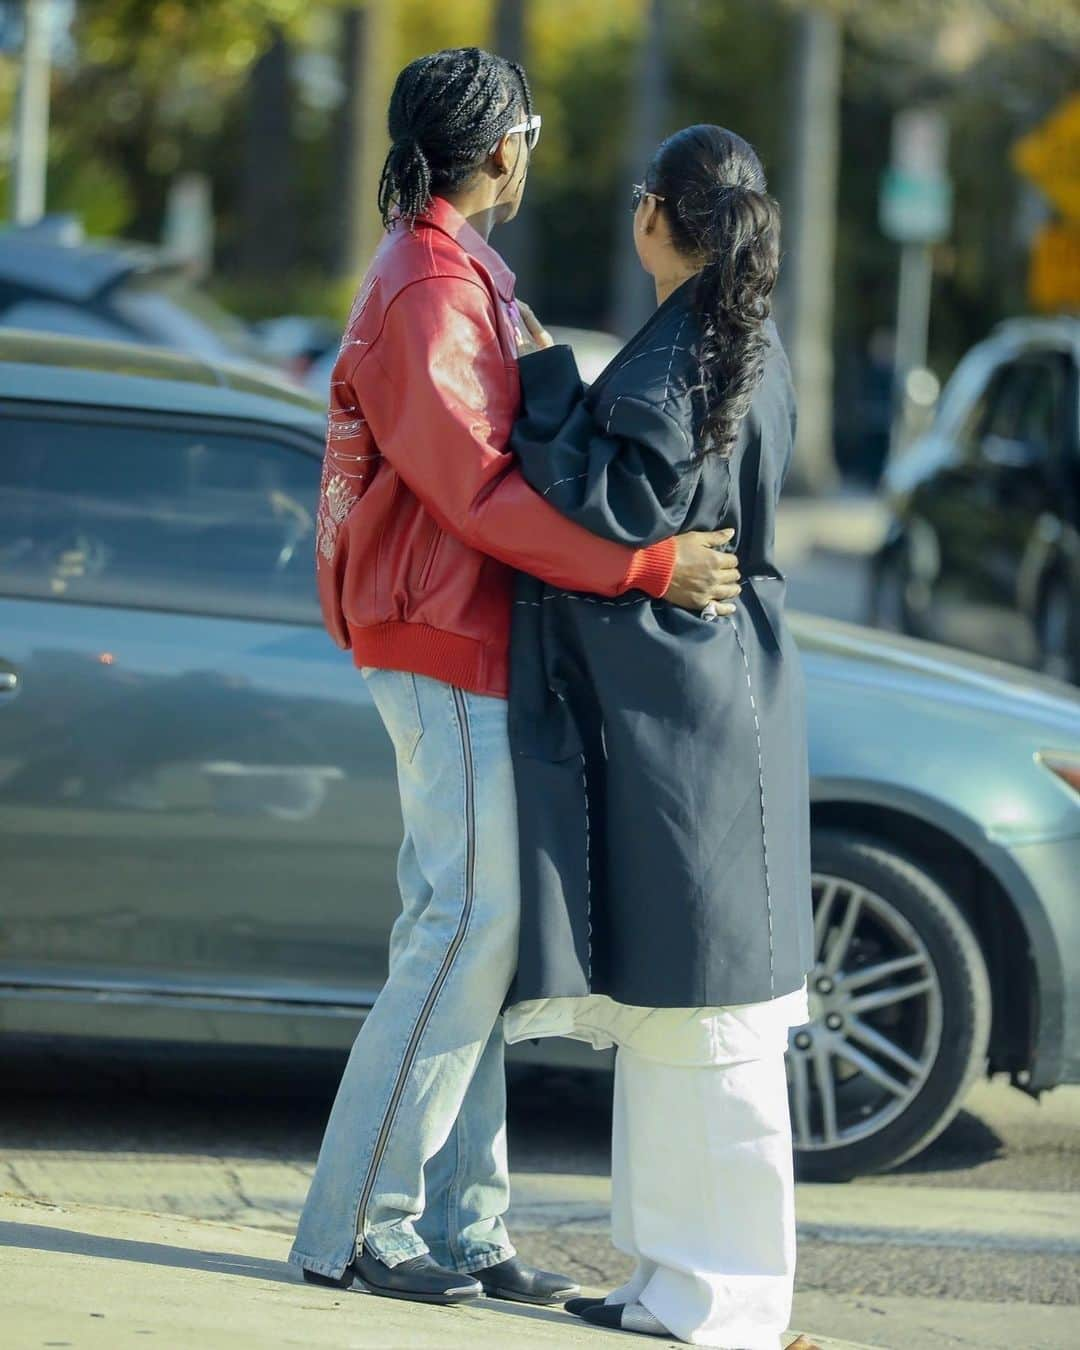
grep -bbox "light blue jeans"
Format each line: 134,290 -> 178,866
289,669 -> 520,1279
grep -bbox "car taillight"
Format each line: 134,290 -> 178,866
1038,752 -> 1080,798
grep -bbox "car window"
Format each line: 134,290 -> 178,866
955,365 -> 1012,460
0,411 -> 320,623
959,354 -> 1069,464
1009,355 -> 1069,460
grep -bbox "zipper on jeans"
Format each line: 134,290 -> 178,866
353,684 -> 477,1257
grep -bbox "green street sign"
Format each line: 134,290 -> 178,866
879,167 -> 953,244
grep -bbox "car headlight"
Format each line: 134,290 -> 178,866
1037,751 -> 1080,800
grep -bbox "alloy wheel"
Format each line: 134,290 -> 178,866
787,871 -> 944,1151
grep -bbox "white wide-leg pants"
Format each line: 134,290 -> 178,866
606,1042 -> 797,1350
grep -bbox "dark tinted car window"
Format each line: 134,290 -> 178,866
956,366 -> 1010,459
1010,355 -> 1069,459
0,411 -> 320,623
961,353 -> 1071,464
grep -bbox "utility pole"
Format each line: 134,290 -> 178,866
774,7 -> 841,495
241,28 -> 296,277
611,0 -> 668,338
879,106 -> 952,459
12,0 -> 51,225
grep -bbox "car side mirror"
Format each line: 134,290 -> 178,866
980,433 -> 1048,470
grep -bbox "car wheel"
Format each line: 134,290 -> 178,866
789,829 -> 991,1181
1038,579 -> 1076,684
869,551 -> 909,633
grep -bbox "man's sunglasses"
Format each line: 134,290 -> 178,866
631,183 -> 667,212
490,114 -> 542,156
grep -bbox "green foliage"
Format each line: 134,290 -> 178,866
208,270 -> 359,323
5,0 -> 1076,401
75,0 -> 325,78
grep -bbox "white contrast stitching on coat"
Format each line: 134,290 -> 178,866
663,317 -> 690,403
541,471 -> 589,498
514,594 -> 648,609
729,618 -> 775,993
552,686 -> 593,982
604,394 -> 632,433
580,750 -> 593,983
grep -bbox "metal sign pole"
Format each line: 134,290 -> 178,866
889,241 -> 933,459
12,0 -> 51,225
879,106 -> 952,463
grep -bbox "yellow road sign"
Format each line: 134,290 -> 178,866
1013,94 -> 1080,223
1029,222 -> 1080,312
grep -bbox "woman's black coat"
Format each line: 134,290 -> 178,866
506,279 -> 814,1010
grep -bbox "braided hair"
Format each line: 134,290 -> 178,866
378,47 -> 533,227
645,126 -> 781,458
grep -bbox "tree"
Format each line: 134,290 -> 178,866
333,1 -> 393,280
611,0 -> 668,339
774,8 -> 841,494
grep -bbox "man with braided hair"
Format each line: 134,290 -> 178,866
292,47 -> 742,1310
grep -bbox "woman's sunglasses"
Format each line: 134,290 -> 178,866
490,114 -> 542,156
631,183 -> 667,213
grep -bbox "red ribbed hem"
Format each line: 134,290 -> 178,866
624,536 -> 677,597
348,621 -> 508,699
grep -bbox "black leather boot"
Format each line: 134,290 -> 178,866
303,1250 -> 482,1305
475,1255 -> 581,1305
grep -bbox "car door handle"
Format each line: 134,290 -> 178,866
0,670 -> 18,693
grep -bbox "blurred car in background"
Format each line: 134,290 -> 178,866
872,318 -> 1080,682
303,321 -> 622,397
2,330 -> 1079,1183
252,314 -> 340,384
0,218 -> 274,375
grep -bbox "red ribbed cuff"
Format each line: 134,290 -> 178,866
622,536 -> 677,598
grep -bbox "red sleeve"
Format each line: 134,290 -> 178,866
352,276 -> 675,598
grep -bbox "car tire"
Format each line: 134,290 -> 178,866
791,829 -> 992,1182
869,550 -> 910,633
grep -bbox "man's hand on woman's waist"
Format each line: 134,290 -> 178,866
665,529 -> 741,615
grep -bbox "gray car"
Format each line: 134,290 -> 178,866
0,219 -> 272,373
2,330 -> 1078,1182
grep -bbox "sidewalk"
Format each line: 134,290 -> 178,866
0,1194 -> 872,1350
774,489 -> 889,567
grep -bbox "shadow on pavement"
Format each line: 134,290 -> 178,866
0,1219 -> 294,1283
0,1217 -> 598,1338
891,1108 -> 1005,1176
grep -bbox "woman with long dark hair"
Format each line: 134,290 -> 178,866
504,126 -> 817,1348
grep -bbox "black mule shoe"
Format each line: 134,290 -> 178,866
303,1251 -> 482,1306
580,1302 -> 671,1337
476,1255 -> 581,1305
565,1295 -> 608,1317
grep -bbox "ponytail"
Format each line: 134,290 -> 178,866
378,136 -> 432,226
646,126 -> 781,458
686,184 -> 779,456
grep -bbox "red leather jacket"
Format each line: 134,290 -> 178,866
315,196 -> 676,698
